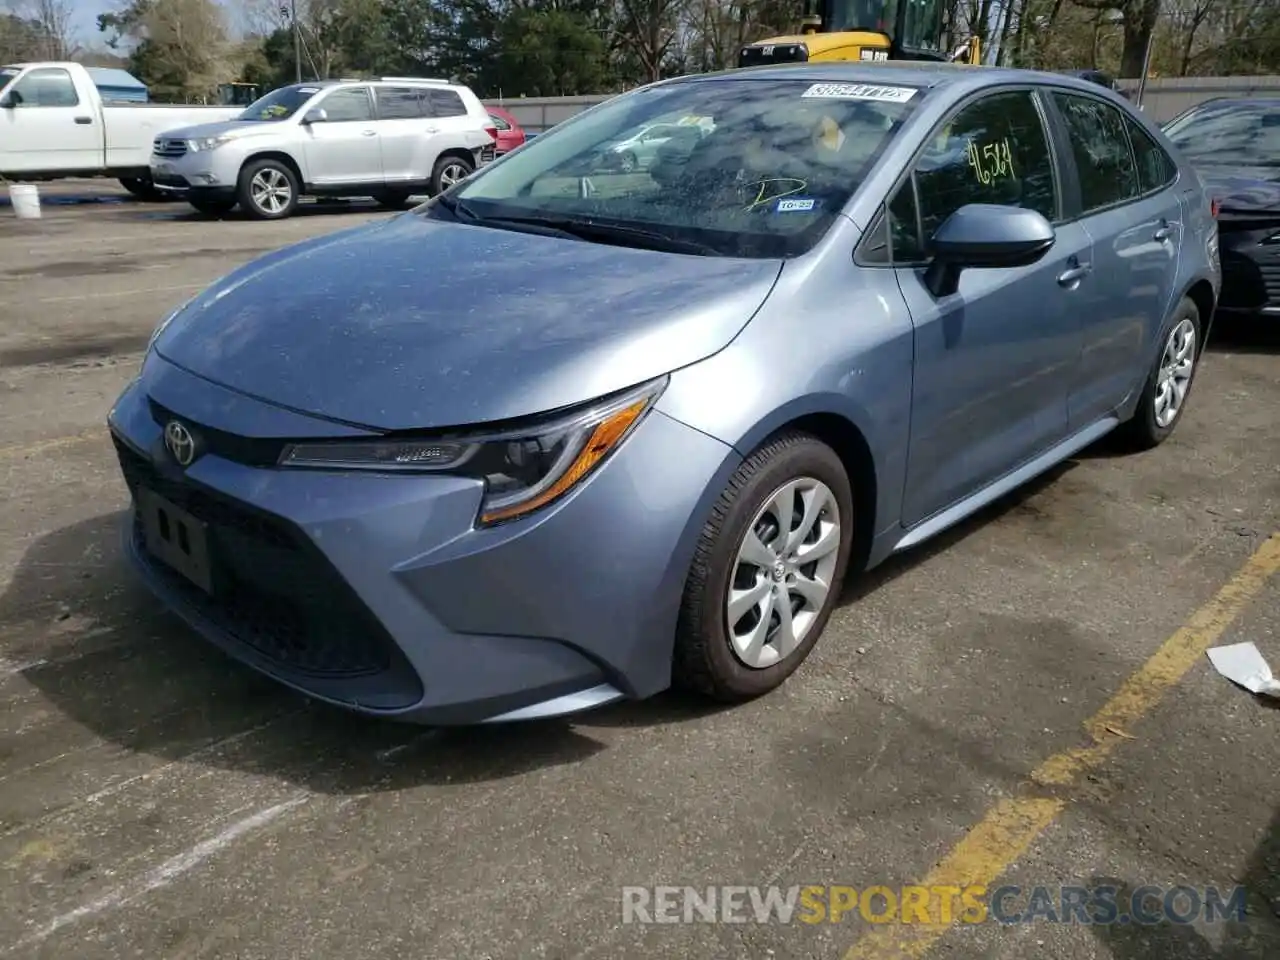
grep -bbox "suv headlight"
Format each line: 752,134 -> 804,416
188,136 -> 231,152
279,377 -> 667,525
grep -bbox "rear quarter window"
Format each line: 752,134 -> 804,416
1127,118 -> 1178,194
428,89 -> 467,118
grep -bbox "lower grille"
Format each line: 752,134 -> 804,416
113,435 -> 422,700
1260,262 -> 1280,306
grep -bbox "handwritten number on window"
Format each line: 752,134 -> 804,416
967,138 -> 1015,185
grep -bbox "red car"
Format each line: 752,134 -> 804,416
487,106 -> 527,156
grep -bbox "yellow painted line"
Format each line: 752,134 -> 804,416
0,429 -> 103,463
844,532 -> 1280,960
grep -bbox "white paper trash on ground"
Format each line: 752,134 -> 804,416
1206,642 -> 1280,698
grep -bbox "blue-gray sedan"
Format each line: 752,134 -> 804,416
108,63 -> 1221,724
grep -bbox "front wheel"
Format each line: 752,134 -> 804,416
673,432 -> 854,701
1117,296 -> 1203,450
236,159 -> 299,220
430,155 -> 473,195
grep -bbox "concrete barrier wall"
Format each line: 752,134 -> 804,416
485,74 -> 1280,132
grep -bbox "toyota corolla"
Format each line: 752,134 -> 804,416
108,63 -> 1220,724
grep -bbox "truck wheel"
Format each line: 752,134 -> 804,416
118,176 -> 167,202
188,197 -> 236,217
237,159 -> 299,220
430,155 -> 473,195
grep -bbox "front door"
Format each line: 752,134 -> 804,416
301,86 -> 383,186
892,88 -> 1089,528
0,67 -> 100,174
1049,91 -> 1185,428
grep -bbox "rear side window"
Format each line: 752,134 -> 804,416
1052,92 -> 1139,212
1127,118 -> 1177,194
427,89 -> 466,118
7,68 -> 79,107
888,89 -> 1058,262
320,87 -> 374,122
489,113 -> 511,131
377,87 -> 425,120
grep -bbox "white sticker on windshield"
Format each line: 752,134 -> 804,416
800,82 -> 917,103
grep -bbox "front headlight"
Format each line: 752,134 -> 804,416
279,377 -> 667,525
188,136 -> 230,152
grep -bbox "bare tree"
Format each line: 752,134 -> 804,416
6,0 -> 76,59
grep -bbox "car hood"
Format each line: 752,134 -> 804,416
157,119 -> 283,141
154,213 -> 784,431
1197,165 -> 1280,216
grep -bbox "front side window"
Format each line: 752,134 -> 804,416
888,89 -> 1058,262
318,87 -> 374,123
439,78 -> 924,258
5,68 -> 78,107
1162,100 -> 1280,168
1052,92 -> 1139,212
237,84 -> 319,122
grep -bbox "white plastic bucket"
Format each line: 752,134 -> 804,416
8,183 -> 41,219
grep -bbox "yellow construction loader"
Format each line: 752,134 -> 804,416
738,0 -> 981,69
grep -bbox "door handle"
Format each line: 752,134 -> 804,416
74,116 -> 92,125
361,129 -> 377,137
423,126 -> 439,134
1153,225 -> 1172,242
1056,262 -> 1092,286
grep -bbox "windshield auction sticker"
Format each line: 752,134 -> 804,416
801,83 -> 917,103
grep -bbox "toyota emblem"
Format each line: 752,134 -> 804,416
164,420 -> 197,467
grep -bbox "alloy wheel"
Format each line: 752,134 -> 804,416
439,163 -> 469,189
726,477 -> 841,669
250,168 -> 292,215
1154,317 -> 1197,428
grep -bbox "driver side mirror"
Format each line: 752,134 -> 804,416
923,203 -> 1056,298
301,107 -> 327,125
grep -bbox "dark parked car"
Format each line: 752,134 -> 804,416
1163,97 -> 1280,319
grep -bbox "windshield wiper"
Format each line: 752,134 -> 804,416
441,201 -> 718,256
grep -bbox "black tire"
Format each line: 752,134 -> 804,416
236,158 -> 299,220
187,197 -> 236,217
118,176 -> 168,202
429,154 -> 473,196
673,432 -> 855,701
1116,296 -> 1204,451
373,189 -> 413,210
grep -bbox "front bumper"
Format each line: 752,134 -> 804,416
107,355 -> 734,724
1218,226 -> 1280,317
150,150 -> 237,196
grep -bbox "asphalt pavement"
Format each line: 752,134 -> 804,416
1,180 -> 1278,960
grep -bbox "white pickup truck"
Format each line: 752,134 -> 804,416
0,61 -> 242,198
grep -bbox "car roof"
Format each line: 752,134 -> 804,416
669,61 -> 1124,100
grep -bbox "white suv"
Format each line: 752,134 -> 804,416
150,77 -> 497,219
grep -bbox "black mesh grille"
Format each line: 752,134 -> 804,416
113,434 -> 422,699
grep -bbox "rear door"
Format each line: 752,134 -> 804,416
301,85 -> 383,185
1047,91 -> 1183,428
891,88 -> 1091,528
373,85 -> 436,185
0,66 -> 101,173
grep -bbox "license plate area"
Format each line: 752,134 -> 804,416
139,488 -> 215,594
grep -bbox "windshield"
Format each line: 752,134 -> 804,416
439,78 -> 922,258
237,84 -> 320,122
0,66 -> 18,91
1163,101 -> 1280,167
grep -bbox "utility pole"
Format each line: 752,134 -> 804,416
292,0 -> 302,83
1135,4 -> 1157,110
